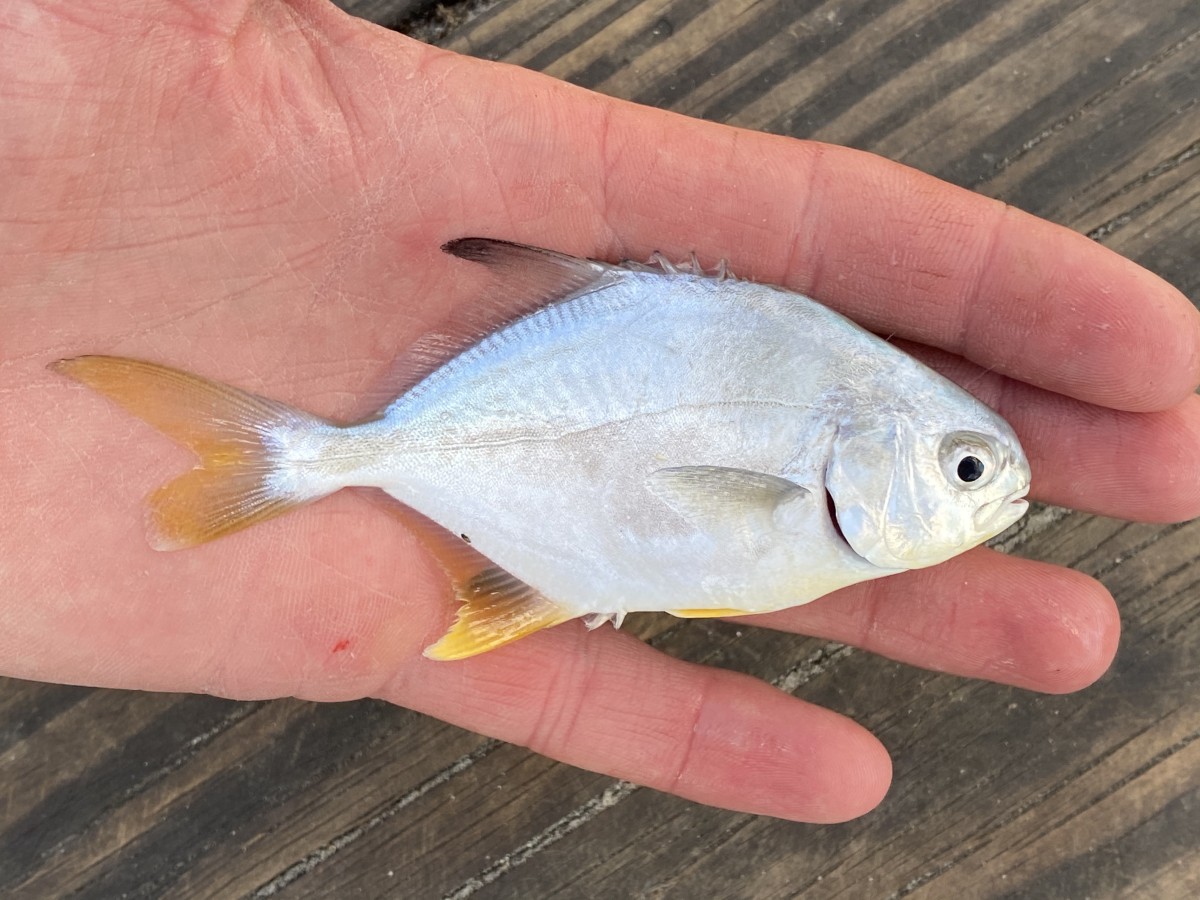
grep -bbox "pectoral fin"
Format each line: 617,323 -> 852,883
376,500 -> 572,660
668,607 -> 748,619
646,466 -> 812,550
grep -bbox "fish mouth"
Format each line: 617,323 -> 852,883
1004,484 -> 1031,516
976,484 -> 1031,531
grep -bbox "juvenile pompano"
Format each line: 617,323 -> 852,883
53,238 -> 1031,659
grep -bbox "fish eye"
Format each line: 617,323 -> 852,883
957,456 -> 985,483
940,432 -> 998,490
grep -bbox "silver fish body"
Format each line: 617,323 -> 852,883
55,239 -> 1031,658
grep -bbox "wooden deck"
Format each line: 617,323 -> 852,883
3,0 -> 1198,896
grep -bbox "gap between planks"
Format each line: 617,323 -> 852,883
250,740 -> 501,898
976,26 -> 1200,187
886,724 -> 1200,899
1086,137 -> 1200,241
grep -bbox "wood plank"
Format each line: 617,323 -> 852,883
331,0 -> 433,31
2,0 -> 1196,898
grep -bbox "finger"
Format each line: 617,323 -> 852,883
376,622 -> 893,824
1017,394 -> 1200,523
9,408 -> 892,825
747,548 -> 1120,694
2,420 -> 891,826
27,14 -> 1192,421
7,421 -> 890,825
418,49 -> 1200,412
908,343 -> 1200,523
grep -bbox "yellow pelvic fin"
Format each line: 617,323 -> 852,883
51,356 -> 332,549
375,499 -> 573,660
668,608 -> 747,619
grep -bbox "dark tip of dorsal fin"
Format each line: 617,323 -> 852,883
441,236 -> 614,313
442,237 -> 609,283
441,237 -> 529,262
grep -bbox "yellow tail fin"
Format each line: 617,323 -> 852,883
52,356 -> 335,549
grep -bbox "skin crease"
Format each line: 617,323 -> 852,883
3,0 -> 1200,823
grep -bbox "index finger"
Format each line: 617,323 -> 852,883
437,61 -> 1200,412
598,120 -> 1200,412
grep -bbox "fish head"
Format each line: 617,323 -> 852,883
825,411 -> 1030,571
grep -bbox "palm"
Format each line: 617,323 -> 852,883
4,0 -> 1198,823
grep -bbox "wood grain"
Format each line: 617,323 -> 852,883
332,0 -> 431,30
3,1 -> 1197,897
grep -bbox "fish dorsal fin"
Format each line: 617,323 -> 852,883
373,239 -> 616,410
647,466 -> 812,553
618,251 -> 735,280
443,238 -> 613,297
373,497 -> 572,660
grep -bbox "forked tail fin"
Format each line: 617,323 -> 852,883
52,356 -> 338,549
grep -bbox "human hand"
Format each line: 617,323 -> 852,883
4,0 -> 1199,823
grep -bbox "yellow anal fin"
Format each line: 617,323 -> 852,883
51,356 -> 333,549
426,566 -> 574,660
372,497 -> 573,660
668,607 -> 748,619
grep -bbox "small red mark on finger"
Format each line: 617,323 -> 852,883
332,638 -> 351,653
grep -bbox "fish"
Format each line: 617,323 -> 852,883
52,238 -> 1031,660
